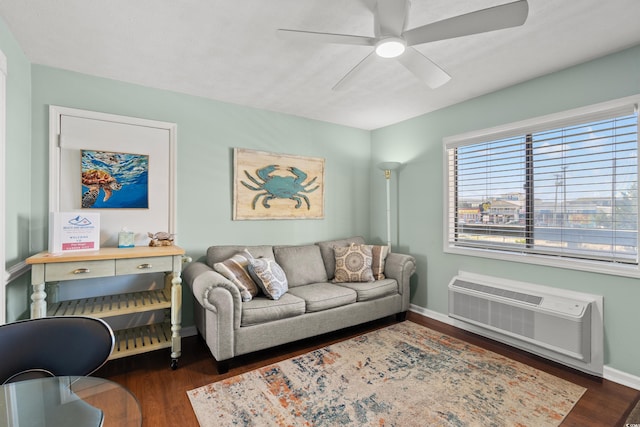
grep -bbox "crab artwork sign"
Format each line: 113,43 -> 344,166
233,148 -> 325,220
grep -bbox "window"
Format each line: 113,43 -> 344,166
444,97 -> 640,275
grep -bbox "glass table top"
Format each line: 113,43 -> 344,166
0,376 -> 141,427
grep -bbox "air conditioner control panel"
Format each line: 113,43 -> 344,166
540,296 -> 587,317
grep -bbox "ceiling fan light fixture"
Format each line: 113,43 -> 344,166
375,37 -> 406,58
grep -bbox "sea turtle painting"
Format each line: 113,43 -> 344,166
81,169 -> 122,208
80,149 -> 149,209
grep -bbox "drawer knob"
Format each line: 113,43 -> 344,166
73,268 -> 91,274
137,263 -> 153,269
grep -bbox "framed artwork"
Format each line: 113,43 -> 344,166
81,149 -> 149,209
234,148 -> 325,220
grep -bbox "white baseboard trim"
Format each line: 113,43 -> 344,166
603,366 -> 640,391
410,304 -> 448,323
409,304 -> 640,391
181,325 -> 198,338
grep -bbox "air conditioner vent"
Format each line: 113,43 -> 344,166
452,279 -> 543,305
448,272 -> 603,376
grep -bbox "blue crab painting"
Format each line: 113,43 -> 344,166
241,165 -> 319,210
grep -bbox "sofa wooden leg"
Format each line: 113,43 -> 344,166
216,359 -> 230,375
396,311 -> 408,322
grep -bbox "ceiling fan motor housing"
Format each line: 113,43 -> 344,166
375,37 -> 407,58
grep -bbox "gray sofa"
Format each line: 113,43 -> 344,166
183,236 -> 416,373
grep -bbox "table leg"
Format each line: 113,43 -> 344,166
30,264 -> 47,318
170,272 -> 182,369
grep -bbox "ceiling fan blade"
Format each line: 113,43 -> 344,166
403,0 -> 529,46
374,0 -> 410,37
332,52 -> 378,91
396,47 -> 451,89
277,29 -> 375,46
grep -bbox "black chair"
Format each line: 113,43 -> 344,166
0,316 -> 115,384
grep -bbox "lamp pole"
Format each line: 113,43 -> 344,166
377,162 -> 402,251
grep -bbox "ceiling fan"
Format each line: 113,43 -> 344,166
277,0 -> 529,90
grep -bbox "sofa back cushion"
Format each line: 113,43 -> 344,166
316,236 -> 366,280
207,245 -> 274,268
274,245 -> 328,287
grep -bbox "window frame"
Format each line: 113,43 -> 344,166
443,95 -> 640,278
0,49 -> 6,324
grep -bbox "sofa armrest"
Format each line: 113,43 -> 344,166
384,252 -> 416,311
182,262 -> 242,311
182,262 -> 242,329
183,261 -> 244,361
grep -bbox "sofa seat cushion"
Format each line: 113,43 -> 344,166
334,279 -> 398,302
288,283 -> 357,313
241,293 -> 306,326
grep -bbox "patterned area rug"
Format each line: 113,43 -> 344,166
626,399 -> 640,425
188,321 -> 586,426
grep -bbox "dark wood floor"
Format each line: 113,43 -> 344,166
96,312 -> 640,426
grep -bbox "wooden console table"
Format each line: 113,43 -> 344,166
26,246 -> 186,369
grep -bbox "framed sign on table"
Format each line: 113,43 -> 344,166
233,148 -> 325,220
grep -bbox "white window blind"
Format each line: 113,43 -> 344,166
445,99 -> 639,267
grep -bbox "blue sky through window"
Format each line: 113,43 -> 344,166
456,114 -> 637,203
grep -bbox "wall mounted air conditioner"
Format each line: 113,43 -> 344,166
448,271 -> 603,376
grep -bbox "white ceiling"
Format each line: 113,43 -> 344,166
0,0 -> 638,130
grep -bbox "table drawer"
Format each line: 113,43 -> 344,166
115,256 -> 174,275
44,260 -> 116,281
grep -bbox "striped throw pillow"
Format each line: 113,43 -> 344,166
213,249 -> 259,301
370,245 -> 389,280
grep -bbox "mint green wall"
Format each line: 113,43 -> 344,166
0,16 -> 32,321
371,45 -> 640,376
29,65 -> 372,325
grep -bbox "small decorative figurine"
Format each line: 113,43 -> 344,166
148,231 -> 175,247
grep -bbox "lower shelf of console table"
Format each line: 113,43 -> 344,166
112,322 -> 174,359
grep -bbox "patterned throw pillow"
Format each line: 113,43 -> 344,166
333,243 -> 374,283
370,245 -> 389,280
213,249 -> 259,302
248,258 -> 288,300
